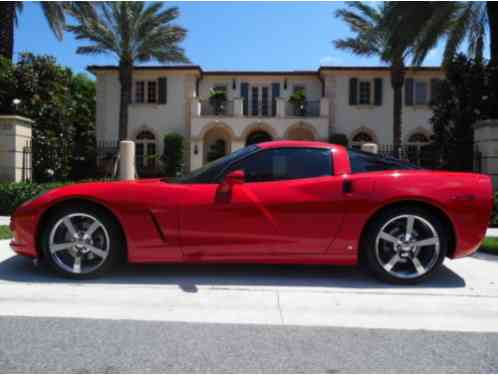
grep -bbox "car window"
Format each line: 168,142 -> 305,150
224,148 -> 332,183
348,149 -> 420,173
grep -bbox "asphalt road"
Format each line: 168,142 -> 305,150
1,240 -> 498,372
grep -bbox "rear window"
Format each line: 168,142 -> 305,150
348,149 -> 420,173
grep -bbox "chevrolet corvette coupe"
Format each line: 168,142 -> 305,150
10,141 -> 493,283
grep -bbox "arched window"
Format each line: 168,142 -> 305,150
408,133 -> 430,144
246,130 -> 273,146
351,131 -> 374,149
135,130 -> 156,170
206,139 -> 227,162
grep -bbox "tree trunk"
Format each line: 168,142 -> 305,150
0,2 -> 16,61
118,61 -> 132,140
390,62 -> 405,156
487,2 -> 498,118
488,2 -> 498,67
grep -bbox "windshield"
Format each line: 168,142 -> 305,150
168,144 -> 260,183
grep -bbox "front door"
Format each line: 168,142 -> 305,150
179,148 -> 346,257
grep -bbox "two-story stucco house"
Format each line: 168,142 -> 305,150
88,64 -> 443,172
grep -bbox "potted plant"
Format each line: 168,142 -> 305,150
288,89 -> 306,116
208,89 -> 227,115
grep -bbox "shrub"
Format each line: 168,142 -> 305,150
162,133 -> 184,177
0,178 -> 114,215
329,133 -> 349,147
0,181 -> 68,215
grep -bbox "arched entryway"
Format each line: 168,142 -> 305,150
285,123 -> 316,141
351,128 -> 377,149
246,130 -> 273,146
203,126 -> 232,163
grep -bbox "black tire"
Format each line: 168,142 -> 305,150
40,203 -> 124,279
362,206 -> 448,284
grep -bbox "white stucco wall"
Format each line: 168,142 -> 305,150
94,70 -> 198,156
331,71 -> 443,144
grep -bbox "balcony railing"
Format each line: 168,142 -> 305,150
200,100 -> 234,116
285,100 -> 321,117
247,101 -> 274,117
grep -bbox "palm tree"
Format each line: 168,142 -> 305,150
386,2 -> 498,116
335,2 -> 439,150
66,2 -> 190,141
0,2 -> 67,61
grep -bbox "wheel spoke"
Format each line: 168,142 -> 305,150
412,257 -> 425,275
384,254 -> 401,271
85,244 -> 107,259
379,232 -> 399,245
73,256 -> 82,274
50,243 -> 73,253
405,215 -> 415,240
413,237 -> 438,247
84,221 -> 100,239
63,217 -> 78,238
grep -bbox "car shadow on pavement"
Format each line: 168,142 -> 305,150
0,253 -> 466,290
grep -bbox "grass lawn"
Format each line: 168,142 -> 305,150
0,225 -> 12,240
481,237 -> 498,256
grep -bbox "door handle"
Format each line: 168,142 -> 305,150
343,180 -> 353,194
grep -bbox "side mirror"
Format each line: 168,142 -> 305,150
224,169 -> 245,185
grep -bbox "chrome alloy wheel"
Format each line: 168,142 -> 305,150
375,214 -> 440,279
48,213 -> 110,274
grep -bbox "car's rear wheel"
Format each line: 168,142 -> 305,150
363,206 -> 448,284
40,204 -> 123,278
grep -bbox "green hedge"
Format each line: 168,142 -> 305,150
0,182 -> 69,215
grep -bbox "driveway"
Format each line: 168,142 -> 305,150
1,240 -> 497,372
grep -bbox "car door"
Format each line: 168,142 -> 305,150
179,147 -> 346,257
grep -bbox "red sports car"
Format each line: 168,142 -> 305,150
10,141 -> 493,284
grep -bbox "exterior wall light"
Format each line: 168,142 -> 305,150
194,144 -> 198,155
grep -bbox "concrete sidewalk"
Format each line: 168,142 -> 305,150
0,216 -> 9,226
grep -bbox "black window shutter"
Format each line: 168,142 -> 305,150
374,78 -> 383,106
404,78 -> 414,106
158,77 -> 168,104
430,78 -> 441,103
241,82 -> 249,116
349,78 -> 358,105
271,82 -> 280,116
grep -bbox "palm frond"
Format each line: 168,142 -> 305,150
65,1 -> 190,65
40,2 -> 66,40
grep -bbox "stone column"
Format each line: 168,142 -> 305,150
320,97 -> 329,117
474,119 -> 498,189
276,98 -> 286,117
191,97 -> 201,117
0,115 -> 33,182
233,98 -> 244,117
119,140 -> 135,180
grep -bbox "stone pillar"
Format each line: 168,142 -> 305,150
320,97 -> 329,117
119,140 -> 135,180
0,115 -> 33,182
474,119 -> 498,188
276,98 -> 286,117
233,98 -> 244,117
191,97 -> 201,117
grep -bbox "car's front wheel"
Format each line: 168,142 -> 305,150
40,204 -> 123,278
363,206 -> 448,284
